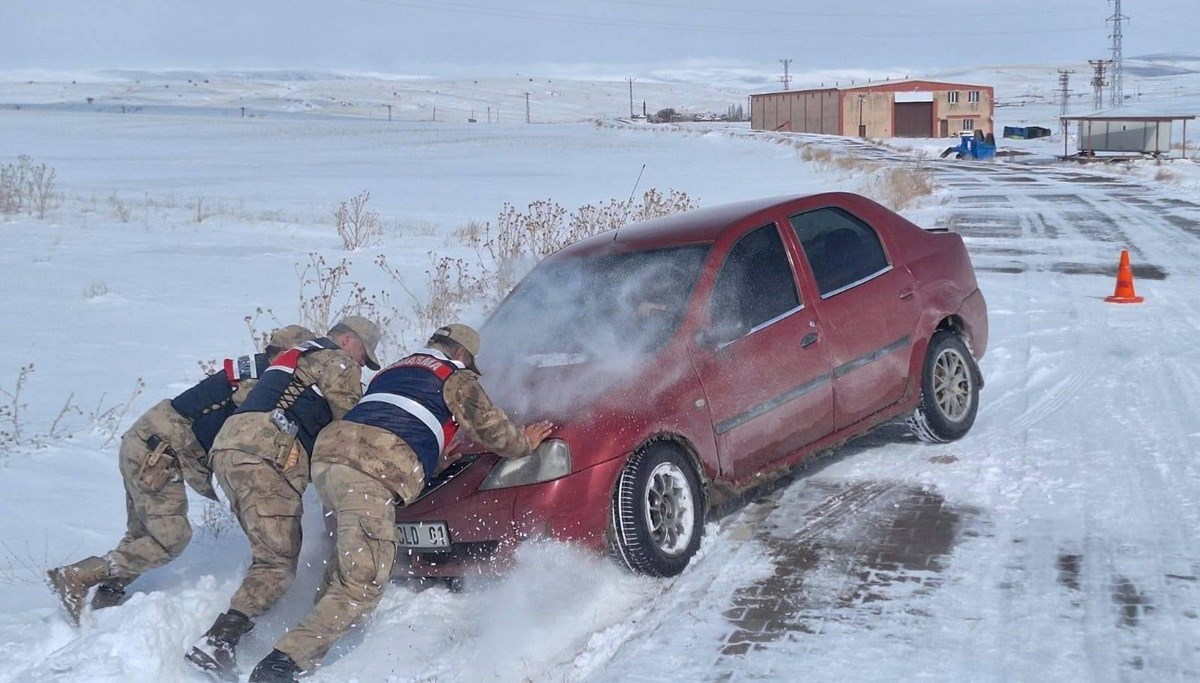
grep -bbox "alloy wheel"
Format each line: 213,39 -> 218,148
644,461 -> 696,556
932,347 -> 973,422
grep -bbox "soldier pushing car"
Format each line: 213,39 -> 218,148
185,315 -> 381,682
47,325 -> 316,625
246,323 -> 552,683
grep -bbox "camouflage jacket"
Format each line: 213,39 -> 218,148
124,376 -> 256,501
315,366 -> 531,498
210,347 -> 362,493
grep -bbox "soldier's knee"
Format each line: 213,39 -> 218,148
165,524 -> 193,557
149,515 -> 193,558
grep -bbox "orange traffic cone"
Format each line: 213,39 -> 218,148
1105,250 -> 1144,304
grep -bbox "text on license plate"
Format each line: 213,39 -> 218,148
396,522 -> 451,549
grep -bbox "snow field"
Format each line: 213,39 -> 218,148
3,64 -> 1200,681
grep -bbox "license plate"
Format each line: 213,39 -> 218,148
396,522 -> 451,549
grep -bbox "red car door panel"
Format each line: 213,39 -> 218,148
789,206 -> 920,430
689,222 -> 834,482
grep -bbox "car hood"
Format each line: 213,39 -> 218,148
481,350 -> 653,424
457,342 -> 697,458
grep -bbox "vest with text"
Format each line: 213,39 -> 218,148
344,349 -> 463,484
170,352 -> 269,452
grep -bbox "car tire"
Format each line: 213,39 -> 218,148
908,330 -> 981,443
610,442 -> 704,577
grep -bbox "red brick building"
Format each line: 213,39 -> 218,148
751,79 -> 995,138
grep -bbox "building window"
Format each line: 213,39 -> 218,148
968,90 -> 981,103
948,91 -> 960,104
962,119 -> 975,131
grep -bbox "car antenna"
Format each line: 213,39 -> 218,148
614,163 -> 646,243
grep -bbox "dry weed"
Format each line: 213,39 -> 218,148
0,155 -> 59,218
200,500 -> 236,539
334,191 -> 382,251
862,158 -> 936,211
1154,166 -> 1180,183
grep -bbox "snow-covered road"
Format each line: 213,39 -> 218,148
2,113 -> 1200,682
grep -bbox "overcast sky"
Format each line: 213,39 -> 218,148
2,0 -> 1196,75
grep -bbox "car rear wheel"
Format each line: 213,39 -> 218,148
610,442 -> 704,577
907,330 -> 980,443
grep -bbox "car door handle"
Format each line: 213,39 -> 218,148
899,287 -> 915,300
801,332 -> 819,348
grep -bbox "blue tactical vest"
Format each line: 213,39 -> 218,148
235,338 -> 341,455
171,352 -> 269,452
343,349 -> 464,484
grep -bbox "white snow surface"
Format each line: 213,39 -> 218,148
2,64 -> 1200,682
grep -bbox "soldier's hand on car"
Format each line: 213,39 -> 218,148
523,421 -> 554,449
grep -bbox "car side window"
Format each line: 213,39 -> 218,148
709,223 -> 801,336
789,207 -> 890,297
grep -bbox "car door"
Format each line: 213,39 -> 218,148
690,221 -> 834,483
789,206 -> 920,430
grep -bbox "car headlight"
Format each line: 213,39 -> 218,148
478,439 -> 572,490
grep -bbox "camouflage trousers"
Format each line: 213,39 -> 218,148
275,461 -> 398,671
211,448 -> 304,618
107,431 -> 192,581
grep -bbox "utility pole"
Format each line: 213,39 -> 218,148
1088,59 -> 1111,111
384,104 -> 392,121
1057,69 -> 1074,116
626,77 -> 636,118
779,59 -> 793,91
525,92 -> 531,123
857,94 -> 867,137
1108,0 -> 1127,107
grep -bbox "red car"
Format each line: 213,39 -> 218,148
394,191 -> 987,579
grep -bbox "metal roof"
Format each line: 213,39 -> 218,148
753,79 -> 992,97
1061,106 -> 1195,121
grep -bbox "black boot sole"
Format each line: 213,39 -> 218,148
184,646 -> 239,683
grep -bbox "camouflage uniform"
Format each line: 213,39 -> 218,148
209,346 -> 363,617
272,340 -> 533,673
106,397 -> 225,579
47,325 -> 315,626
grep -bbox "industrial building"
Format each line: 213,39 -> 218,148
751,80 -> 995,138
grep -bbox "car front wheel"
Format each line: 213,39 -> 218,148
907,330 -> 981,443
610,443 -> 704,577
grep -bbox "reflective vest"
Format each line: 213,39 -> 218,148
235,338 -> 341,455
171,352 -> 269,452
344,348 -> 464,484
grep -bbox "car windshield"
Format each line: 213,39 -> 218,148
483,244 -> 710,366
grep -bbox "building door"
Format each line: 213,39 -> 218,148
894,102 -> 934,137
939,119 -> 950,137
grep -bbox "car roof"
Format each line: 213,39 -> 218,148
558,191 -> 864,257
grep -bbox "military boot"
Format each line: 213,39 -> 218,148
46,556 -> 112,625
90,581 -> 129,611
248,649 -> 302,683
184,609 -> 254,682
